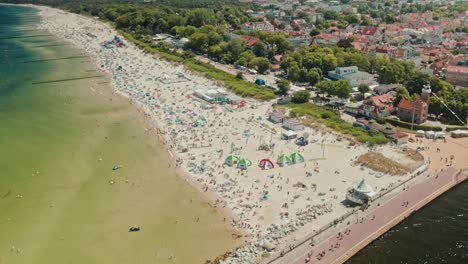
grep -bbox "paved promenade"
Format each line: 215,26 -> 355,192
271,167 -> 467,264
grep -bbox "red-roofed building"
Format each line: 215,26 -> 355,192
239,35 -> 260,47
446,65 -> 468,87
241,21 -> 275,32
396,87 -> 431,124
361,93 -> 395,118
359,26 -> 383,44
271,55 -> 283,64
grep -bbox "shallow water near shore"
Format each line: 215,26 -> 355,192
0,5 -> 237,264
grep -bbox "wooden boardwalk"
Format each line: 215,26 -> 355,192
270,167 -> 467,264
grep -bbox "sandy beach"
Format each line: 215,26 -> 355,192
30,5 -> 468,263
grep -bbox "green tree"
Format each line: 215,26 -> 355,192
252,57 -> 270,74
187,8 -> 217,27
302,53 -> 322,70
309,28 -> 321,37
287,63 -> 301,82
278,79 -> 291,96
334,80 -> 353,98
316,81 -> 333,97
395,86 -> 410,106
322,54 -> 338,72
292,90 -> 311,104
252,41 -> 267,57
306,68 -> 322,86
358,83 -> 370,96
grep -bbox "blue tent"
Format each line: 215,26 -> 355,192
296,137 -> 309,146
255,78 -> 266,85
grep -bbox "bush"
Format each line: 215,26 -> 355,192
321,112 -> 331,119
118,30 -> 276,100
376,117 -> 386,124
386,118 -> 443,131
446,126 -> 468,132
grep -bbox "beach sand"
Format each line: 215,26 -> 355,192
30,5 -> 464,263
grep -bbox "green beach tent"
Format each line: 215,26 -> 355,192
225,155 -> 239,166
290,152 -> 305,164
277,154 -> 292,167
237,158 -> 252,170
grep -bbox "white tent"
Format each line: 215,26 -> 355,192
416,130 -> 425,137
425,130 -> 435,139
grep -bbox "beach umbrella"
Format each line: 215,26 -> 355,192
224,155 -> 239,166
237,158 -> 252,170
290,152 -> 305,164
277,154 -> 292,167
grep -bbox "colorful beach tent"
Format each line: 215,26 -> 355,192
295,137 -> 308,146
237,158 -> 252,170
290,152 -> 305,164
225,155 -> 239,166
255,78 -> 266,85
277,154 -> 292,167
259,159 -> 275,170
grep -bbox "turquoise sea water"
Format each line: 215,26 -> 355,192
0,5 -> 237,264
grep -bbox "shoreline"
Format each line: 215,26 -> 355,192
28,4 -> 468,264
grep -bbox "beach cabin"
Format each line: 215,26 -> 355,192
282,118 -> 304,131
282,130 -> 297,140
388,130 -> 409,145
269,112 -> 287,124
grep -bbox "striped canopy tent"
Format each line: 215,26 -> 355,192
277,154 -> 292,167
225,155 -> 239,166
259,159 -> 275,170
237,158 -> 252,170
290,152 -> 305,164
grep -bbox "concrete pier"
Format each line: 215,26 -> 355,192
270,167 -> 467,264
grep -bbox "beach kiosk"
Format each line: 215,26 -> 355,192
277,154 -> 292,167
259,159 -> 275,170
346,179 -> 377,205
282,130 -> 297,140
237,158 -> 252,170
225,155 -> 239,166
290,152 -> 305,164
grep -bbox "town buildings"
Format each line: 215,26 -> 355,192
328,66 -> 376,87
361,93 -> 395,119
396,85 -> 431,124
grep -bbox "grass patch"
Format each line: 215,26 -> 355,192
282,103 -> 389,145
117,30 -> 276,100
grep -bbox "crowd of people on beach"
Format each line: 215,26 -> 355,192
37,8 -> 443,264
